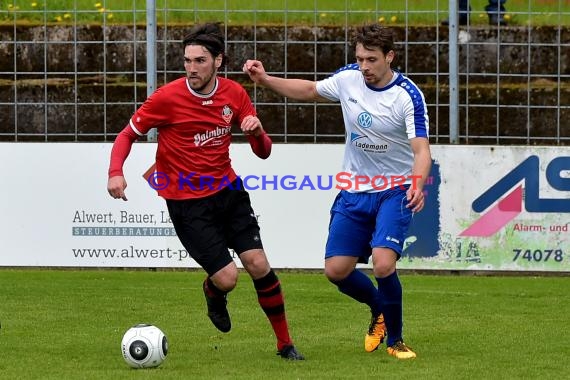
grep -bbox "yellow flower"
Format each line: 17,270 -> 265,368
504,14 -> 511,21
63,13 -> 71,19
31,2 -> 37,7
107,13 -> 113,20
99,7 -> 105,13
55,15 -> 62,22
390,15 -> 397,23
320,13 -> 327,18
94,2 -> 102,8
8,4 -> 14,9
378,16 -> 385,23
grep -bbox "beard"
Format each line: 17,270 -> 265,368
187,63 -> 217,94
362,67 -> 392,88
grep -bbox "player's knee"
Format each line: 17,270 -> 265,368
211,263 -> 239,291
324,264 -> 350,283
241,249 -> 270,278
213,274 -> 238,292
324,269 -> 340,283
373,264 -> 396,278
372,248 -> 398,278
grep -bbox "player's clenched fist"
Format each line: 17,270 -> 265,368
243,60 -> 268,84
107,176 -> 128,201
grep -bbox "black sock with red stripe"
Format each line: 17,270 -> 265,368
253,270 -> 292,351
204,277 -> 227,298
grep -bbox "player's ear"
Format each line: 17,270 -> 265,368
215,54 -> 223,68
386,50 -> 395,64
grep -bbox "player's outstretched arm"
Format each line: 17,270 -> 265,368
243,59 -> 322,102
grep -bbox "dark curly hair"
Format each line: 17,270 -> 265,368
182,23 -> 227,66
352,24 -> 395,56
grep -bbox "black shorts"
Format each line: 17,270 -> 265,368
165,181 -> 263,276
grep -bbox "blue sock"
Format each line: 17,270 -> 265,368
332,269 -> 381,315
376,271 -> 403,346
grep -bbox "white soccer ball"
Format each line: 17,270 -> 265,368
121,324 -> 168,369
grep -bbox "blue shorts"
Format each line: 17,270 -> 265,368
325,188 -> 413,263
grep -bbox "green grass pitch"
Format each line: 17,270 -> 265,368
0,269 -> 568,379
2,0 -> 568,26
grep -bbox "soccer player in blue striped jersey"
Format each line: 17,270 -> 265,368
244,23 -> 431,360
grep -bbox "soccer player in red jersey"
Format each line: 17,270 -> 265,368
107,23 -> 304,360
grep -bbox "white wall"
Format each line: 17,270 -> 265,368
1,143 -> 568,271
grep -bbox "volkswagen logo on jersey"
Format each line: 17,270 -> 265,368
357,112 -> 372,128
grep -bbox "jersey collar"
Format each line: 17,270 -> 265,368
186,77 -> 219,98
364,70 -> 401,92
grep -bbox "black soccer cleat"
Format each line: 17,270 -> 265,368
203,280 -> 231,333
277,345 -> 305,360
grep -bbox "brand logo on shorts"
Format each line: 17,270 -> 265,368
386,236 -> 400,244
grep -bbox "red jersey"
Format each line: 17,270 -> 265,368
125,76 -> 259,199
